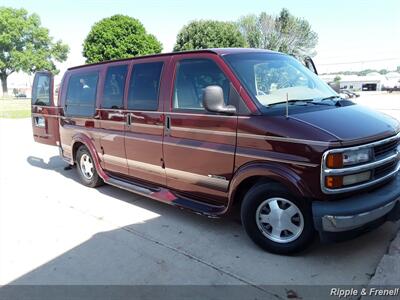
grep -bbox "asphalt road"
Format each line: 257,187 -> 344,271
0,92 -> 399,299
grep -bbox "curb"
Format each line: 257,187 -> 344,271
361,227 -> 400,299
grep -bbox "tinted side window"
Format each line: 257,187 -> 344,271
127,62 -> 163,111
65,72 -> 98,117
173,59 -> 229,110
33,74 -> 51,106
102,65 -> 128,109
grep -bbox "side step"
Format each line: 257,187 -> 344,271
104,175 -> 226,217
172,195 -> 226,216
106,176 -> 159,196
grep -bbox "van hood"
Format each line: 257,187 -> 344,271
290,105 -> 400,145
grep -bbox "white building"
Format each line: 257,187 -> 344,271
339,74 -> 384,91
319,73 -> 394,91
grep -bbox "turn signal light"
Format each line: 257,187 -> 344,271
325,176 -> 343,189
326,153 -> 343,168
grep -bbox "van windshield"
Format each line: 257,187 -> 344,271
223,52 -> 337,107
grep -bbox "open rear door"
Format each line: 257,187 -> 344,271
31,71 -> 60,146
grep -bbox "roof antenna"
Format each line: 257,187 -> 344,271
286,92 -> 289,119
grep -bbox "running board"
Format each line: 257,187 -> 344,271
172,197 -> 226,216
106,177 -> 159,196
104,176 -> 226,217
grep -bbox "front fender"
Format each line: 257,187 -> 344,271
228,161 -> 313,207
71,133 -> 108,181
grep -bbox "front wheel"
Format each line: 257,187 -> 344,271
241,183 -> 315,254
76,145 -> 103,188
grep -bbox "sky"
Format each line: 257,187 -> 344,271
3,0 -> 400,86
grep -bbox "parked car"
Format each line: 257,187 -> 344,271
340,89 -> 360,98
30,49 -> 400,254
386,86 -> 400,93
15,92 -> 27,99
383,79 -> 400,93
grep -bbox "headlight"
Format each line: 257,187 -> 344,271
326,148 -> 372,168
343,149 -> 372,166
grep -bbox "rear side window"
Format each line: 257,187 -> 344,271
33,74 -> 51,106
65,72 -> 99,117
102,65 -> 128,109
173,59 -> 229,110
127,62 -> 163,111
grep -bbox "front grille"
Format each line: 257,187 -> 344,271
374,161 -> 398,178
321,133 -> 400,194
374,139 -> 399,158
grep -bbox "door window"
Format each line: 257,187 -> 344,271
102,65 -> 128,109
127,62 -> 163,111
33,74 -> 51,106
65,72 -> 99,117
173,59 -> 229,110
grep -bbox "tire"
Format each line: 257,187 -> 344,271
241,183 -> 315,254
76,145 -> 103,188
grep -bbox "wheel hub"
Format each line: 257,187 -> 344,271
256,197 -> 304,243
80,153 -> 94,180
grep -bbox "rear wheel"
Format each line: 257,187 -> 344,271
76,146 -> 103,188
241,183 -> 315,254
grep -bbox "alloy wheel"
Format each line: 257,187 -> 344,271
80,153 -> 94,180
255,197 -> 304,243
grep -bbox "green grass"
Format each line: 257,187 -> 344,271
0,98 -> 31,119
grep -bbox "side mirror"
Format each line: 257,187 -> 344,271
304,57 -> 318,75
202,85 -> 236,115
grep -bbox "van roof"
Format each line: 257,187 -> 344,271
67,48 -> 279,71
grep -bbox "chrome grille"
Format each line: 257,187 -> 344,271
374,160 -> 398,178
321,132 -> 400,194
374,139 -> 399,158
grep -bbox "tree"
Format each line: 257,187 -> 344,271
358,69 -> 375,76
237,8 -> 318,59
237,15 -> 262,48
0,7 -> 69,95
397,66 -> 400,73
173,20 -> 246,51
334,76 -> 341,82
83,15 -> 162,63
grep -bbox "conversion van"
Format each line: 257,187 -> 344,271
31,48 -> 400,254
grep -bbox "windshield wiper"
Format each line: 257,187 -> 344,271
320,95 -> 342,101
268,99 -> 314,107
268,96 -> 345,108
313,95 -> 343,106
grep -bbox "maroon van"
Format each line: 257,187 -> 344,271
31,48 -> 400,254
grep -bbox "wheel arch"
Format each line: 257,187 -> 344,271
71,133 -> 108,181
227,162 -> 313,212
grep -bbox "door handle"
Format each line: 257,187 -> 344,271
165,115 -> 171,135
126,113 -> 132,126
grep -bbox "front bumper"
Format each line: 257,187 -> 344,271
312,173 -> 400,236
